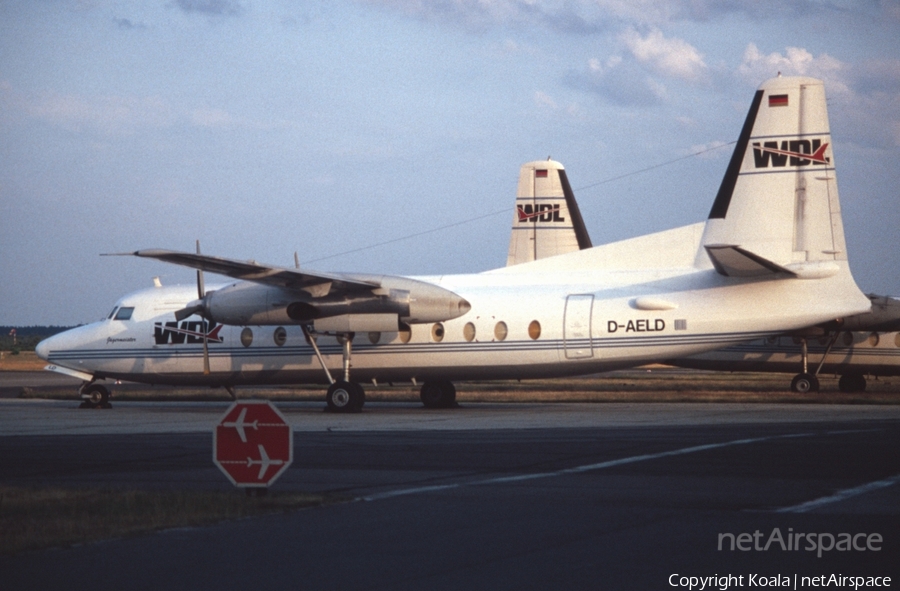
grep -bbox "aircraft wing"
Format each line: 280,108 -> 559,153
131,249 -> 377,297
124,248 -> 471,327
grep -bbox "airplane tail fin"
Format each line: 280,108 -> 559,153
698,76 -> 848,278
506,160 -> 592,266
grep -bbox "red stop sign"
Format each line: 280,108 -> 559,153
214,401 -> 293,488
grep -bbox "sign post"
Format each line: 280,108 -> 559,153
214,400 -> 293,491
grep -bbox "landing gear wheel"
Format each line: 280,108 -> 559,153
420,380 -> 457,409
838,373 -> 867,393
80,384 -> 111,409
791,373 -> 819,394
325,381 -> 364,413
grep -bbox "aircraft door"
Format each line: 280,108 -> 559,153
564,294 -> 594,359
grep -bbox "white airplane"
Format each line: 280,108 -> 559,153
248,444 -> 284,481
221,407 -> 258,443
508,149 -> 900,396
37,76 -> 872,411
665,298 -> 900,393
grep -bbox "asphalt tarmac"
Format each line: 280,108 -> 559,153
1,374 -> 899,590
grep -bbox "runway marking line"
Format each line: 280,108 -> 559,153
775,473 -> 900,513
361,430 -> 836,502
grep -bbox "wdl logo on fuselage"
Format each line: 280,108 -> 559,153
752,138 -> 830,168
154,320 -> 224,345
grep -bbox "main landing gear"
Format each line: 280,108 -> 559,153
326,380 -> 365,413
790,332 -> 869,393
790,334 -> 835,393
420,380 -> 457,409
303,328 -> 365,413
838,372 -> 867,393
302,327 -> 458,412
790,372 -> 819,394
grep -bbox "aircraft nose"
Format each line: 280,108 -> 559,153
35,336 -> 52,361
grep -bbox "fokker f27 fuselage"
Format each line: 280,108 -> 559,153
38,76 -> 872,410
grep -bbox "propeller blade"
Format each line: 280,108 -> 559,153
196,240 -> 206,299
202,329 -> 211,376
174,304 -> 202,322
196,240 -> 210,376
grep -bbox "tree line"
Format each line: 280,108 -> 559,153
0,326 -> 78,352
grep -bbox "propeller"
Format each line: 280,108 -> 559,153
195,240 -> 210,376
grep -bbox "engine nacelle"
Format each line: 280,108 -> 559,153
200,277 -> 470,327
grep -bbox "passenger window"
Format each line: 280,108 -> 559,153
114,307 -> 135,321
241,327 -> 253,347
273,327 -> 287,347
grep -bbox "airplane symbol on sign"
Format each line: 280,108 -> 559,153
222,407 -> 258,443
247,444 -> 285,480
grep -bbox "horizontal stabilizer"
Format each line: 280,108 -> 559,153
704,245 -> 794,277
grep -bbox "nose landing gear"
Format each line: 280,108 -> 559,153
79,383 -> 111,409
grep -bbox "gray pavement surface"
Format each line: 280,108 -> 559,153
1,382 -> 898,589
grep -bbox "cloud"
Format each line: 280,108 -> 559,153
878,0 -> 900,21
534,91 -> 558,109
113,18 -> 147,30
0,83 -> 298,136
174,0 -> 243,17
850,58 -> 900,95
358,0 -> 827,31
567,55 -> 666,107
738,44 -> 845,89
190,107 -> 235,128
23,93 -> 175,135
836,86 -> 900,149
358,0 -> 604,32
736,45 -> 900,149
621,28 -> 706,81
566,29 -> 706,106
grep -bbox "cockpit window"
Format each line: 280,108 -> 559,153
114,307 -> 135,321
108,307 -> 118,320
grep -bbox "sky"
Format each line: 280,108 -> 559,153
1,0 -> 899,326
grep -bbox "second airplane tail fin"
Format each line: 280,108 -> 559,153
698,76 -> 848,278
506,160 -> 592,266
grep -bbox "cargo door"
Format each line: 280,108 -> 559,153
564,294 -> 594,359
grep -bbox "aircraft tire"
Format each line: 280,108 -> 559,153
420,380 -> 457,409
790,373 -> 819,394
81,384 -> 111,409
326,381 -> 363,413
838,373 -> 867,393
352,383 -> 366,411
